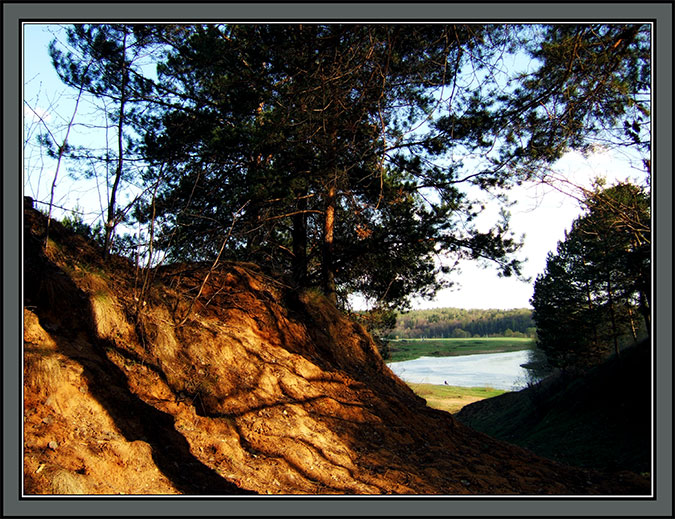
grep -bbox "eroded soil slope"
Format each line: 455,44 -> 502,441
22,208 -> 650,495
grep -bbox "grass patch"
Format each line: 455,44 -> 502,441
406,382 -> 506,414
93,290 -> 112,303
387,337 -> 534,363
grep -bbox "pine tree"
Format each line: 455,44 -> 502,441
119,23 -> 650,313
141,24 -> 525,309
531,183 -> 650,370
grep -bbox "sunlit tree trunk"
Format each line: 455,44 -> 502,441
322,183 -> 337,305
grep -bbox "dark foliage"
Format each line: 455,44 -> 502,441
45,23 -> 651,315
531,183 -> 650,369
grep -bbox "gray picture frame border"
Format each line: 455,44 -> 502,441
4,2 -> 672,517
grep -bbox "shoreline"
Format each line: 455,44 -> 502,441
385,337 -> 534,363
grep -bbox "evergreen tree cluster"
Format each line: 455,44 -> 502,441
531,183 -> 650,370
38,23 -> 651,319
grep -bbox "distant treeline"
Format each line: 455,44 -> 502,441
387,308 -> 536,339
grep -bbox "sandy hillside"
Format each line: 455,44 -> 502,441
22,207 -> 650,495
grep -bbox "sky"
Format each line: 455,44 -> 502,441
408,149 -> 645,310
22,24 -> 649,311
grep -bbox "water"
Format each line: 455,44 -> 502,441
386,350 -> 533,391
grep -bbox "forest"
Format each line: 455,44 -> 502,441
25,23 -> 651,372
386,307 -> 536,339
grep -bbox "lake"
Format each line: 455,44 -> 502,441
386,350 -> 533,391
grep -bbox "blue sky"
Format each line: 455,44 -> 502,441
22,24 -> 649,311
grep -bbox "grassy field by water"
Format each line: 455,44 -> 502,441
386,337 -> 534,363
407,383 -> 506,414
386,337 -> 533,413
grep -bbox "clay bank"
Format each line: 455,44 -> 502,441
22,206 -> 649,496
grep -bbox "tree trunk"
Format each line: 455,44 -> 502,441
606,277 -> 620,358
584,278 -> 599,352
322,184 -> 337,305
103,30 -> 129,257
627,306 -> 638,342
291,191 -> 308,287
639,290 -> 651,336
